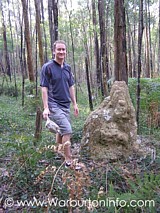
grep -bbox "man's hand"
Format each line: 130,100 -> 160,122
43,108 -> 50,120
73,104 -> 79,117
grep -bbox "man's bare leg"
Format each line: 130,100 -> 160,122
62,134 -> 72,162
55,133 -> 72,162
56,133 -> 62,144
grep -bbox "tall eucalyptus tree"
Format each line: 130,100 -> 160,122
48,0 -> 58,51
158,0 -> 160,74
0,1 -> 11,81
98,0 -> 109,97
136,0 -> 144,128
34,0 -> 44,67
21,0 -> 35,82
114,0 -> 128,84
92,0 -> 100,90
63,1 -> 78,99
40,0 -> 48,62
7,0 -> 18,96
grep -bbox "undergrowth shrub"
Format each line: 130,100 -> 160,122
129,77 -> 160,137
0,78 -> 20,97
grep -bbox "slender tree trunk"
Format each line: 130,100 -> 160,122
87,1 -> 94,88
48,0 -> 58,51
136,0 -> 144,129
126,11 -> 133,78
144,0 -> 150,78
52,0 -> 59,42
158,0 -> 160,74
34,107 -> 42,141
35,27 -> 38,97
147,0 -> 153,77
98,0 -> 108,97
48,0 -> 54,51
106,0 -> 110,79
64,2 -> 77,100
40,0 -> 48,62
21,0 -> 35,82
7,0 -> 18,97
133,0 -> 137,78
85,57 -> 93,111
19,25 -> 25,107
1,2 -> 11,81
34,0 -> 44,67
92,0 -> 100,90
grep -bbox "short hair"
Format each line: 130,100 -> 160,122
53,40 -> 66,51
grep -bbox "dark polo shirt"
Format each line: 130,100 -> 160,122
40,60 -> 74,109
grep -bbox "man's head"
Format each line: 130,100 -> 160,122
53,40 -> 67,64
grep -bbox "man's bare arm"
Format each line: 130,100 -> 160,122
41,87 -> 50,119
69,85 -> 79,117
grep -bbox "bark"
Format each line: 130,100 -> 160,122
48,0 -> 53,51
40,0 -> 48,62
48,0 -> 58,51
1,2 -> 11,81
148,0 -> 153,77
34,107 -> 42,141
98,0 -> 109,97
132,0 -> 137,78
52,0 -> 58,42
158,0 -> 160,74
21,0 -> 35,82
64,2 -> 77,100
114,0 -> 128,84
92,0 -> 100,88
34,0 -> 44,67
85,57 -> 93,111
126,11 -> 133,78
144,0 -> 150,78
136,0 -> 144,129
7,0 -> 18,97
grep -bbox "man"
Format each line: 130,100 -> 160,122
40,40 -> 79,166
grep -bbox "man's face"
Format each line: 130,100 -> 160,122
54,43 -> 66,61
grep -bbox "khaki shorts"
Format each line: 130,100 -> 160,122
49,106 -> 72,136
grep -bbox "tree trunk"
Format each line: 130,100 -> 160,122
144,0 -> 150,78
1,2 -> 11,81
40,0 -> 48,62
126,11 -> 133,78
64,2 -> 77,100
48,0 -> 59,51
85,57 -> 93,111
132,0 -> 137,78
7,0 -> 18,97
34,107 -> 42,141
136,0 -> 144,129
21,0 -> 35,82
52,0 -> 59,42
147,0 -> 153,77
92,0 -> 100,90
114,0 -> 128,84
158,0 -> 160,74
48,0 -> 54,51
34,0 -> 44,67
98,0 -> 108,97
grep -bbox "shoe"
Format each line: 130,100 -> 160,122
65,161 -> 82,171
54,154 -> 62,160
65,161 -> 72,168
75,164 -> 82,171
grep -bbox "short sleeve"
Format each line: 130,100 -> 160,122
68,66 -> 74,87
40,64 -> 49,87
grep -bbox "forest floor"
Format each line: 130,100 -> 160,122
0,80 -> 160,212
